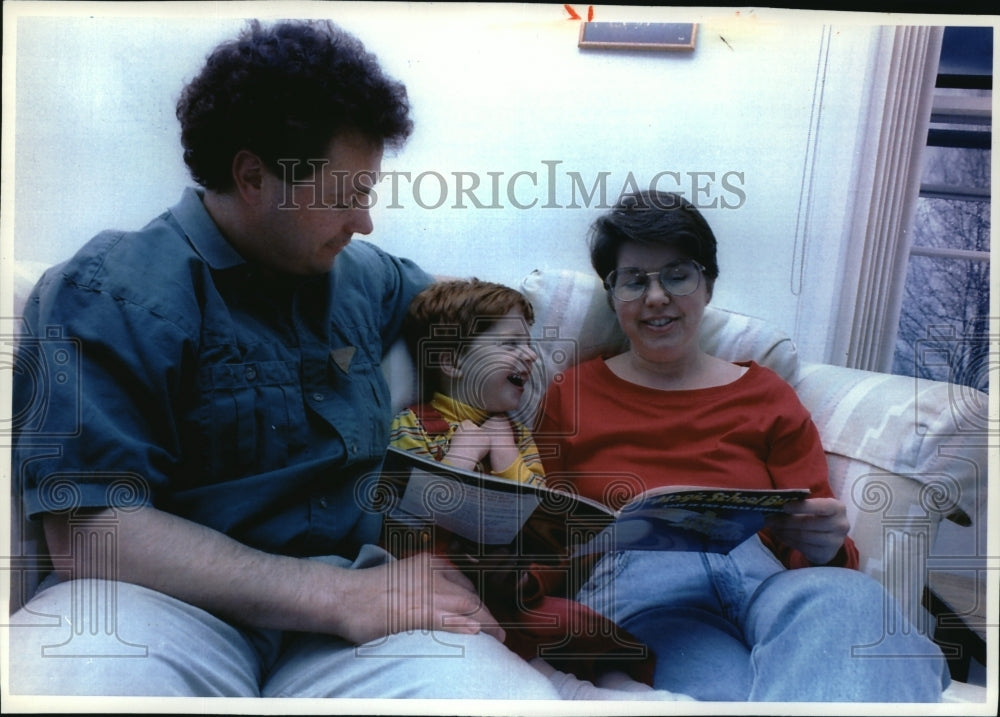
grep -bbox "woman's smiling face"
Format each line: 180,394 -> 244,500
611,240 -> 711,366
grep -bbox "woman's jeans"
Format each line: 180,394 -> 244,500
576,536 -> 950,701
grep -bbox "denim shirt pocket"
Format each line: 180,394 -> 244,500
322,344 -> 391,460
350,347 -> 390,413
195,359 -> 306,480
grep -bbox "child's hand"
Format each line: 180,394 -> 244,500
443,419 -> 491,470
443,416 -> 519,475
481,415 -> 519,474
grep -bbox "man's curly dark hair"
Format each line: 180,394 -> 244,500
176,19 -> 413,191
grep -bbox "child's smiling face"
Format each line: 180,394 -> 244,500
451,308 -> 538,414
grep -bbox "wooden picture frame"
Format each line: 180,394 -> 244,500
578,22 -> 698,52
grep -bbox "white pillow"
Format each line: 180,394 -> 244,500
700,305 -> 800,383
518,268 -> 627,376
12,259 -> 52,317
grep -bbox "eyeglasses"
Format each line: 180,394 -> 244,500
605,260 -> 705,302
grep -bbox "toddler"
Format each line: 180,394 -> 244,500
390,278 -> 543,485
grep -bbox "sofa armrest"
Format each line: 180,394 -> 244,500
792,361 -> 988,631
794,361 -> 986,526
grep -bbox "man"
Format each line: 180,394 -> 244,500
9,19 -> 562,699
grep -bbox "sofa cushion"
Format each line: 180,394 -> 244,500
699,305 -> 800,384
518,268 -> 627,377
383,336 -> 419,415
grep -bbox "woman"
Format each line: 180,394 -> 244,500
537,191 -> 949,701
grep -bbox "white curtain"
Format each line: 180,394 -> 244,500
829,25 -> 944,372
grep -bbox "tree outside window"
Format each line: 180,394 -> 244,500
891,30 -> 991,392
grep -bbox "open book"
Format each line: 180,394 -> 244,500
375,447 -> 809,557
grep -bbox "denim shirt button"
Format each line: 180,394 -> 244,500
312,392 -> 325,402
319,497 -> 329,509
245,366 -> 257,381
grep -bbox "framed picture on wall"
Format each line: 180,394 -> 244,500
578,22 -> 698,51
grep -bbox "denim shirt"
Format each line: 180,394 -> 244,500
14,188 -> 432,557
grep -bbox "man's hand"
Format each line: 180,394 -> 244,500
326,552 -> 505,645
43,506 -> 505,646
765,497 -> 850,565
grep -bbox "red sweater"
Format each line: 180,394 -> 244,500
537,358 -> 858,569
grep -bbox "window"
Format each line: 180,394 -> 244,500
892,27 -> 992,391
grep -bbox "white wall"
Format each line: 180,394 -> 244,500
5,3 -> 924,362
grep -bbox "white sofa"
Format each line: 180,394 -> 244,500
8,261 -> 991,702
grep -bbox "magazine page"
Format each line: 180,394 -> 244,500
394,465 -> 542,545
574,487 -> 810,555
379,448 -> 615,554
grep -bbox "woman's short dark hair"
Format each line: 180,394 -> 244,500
176,19 -> 412,191
588,190 -> 720,287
